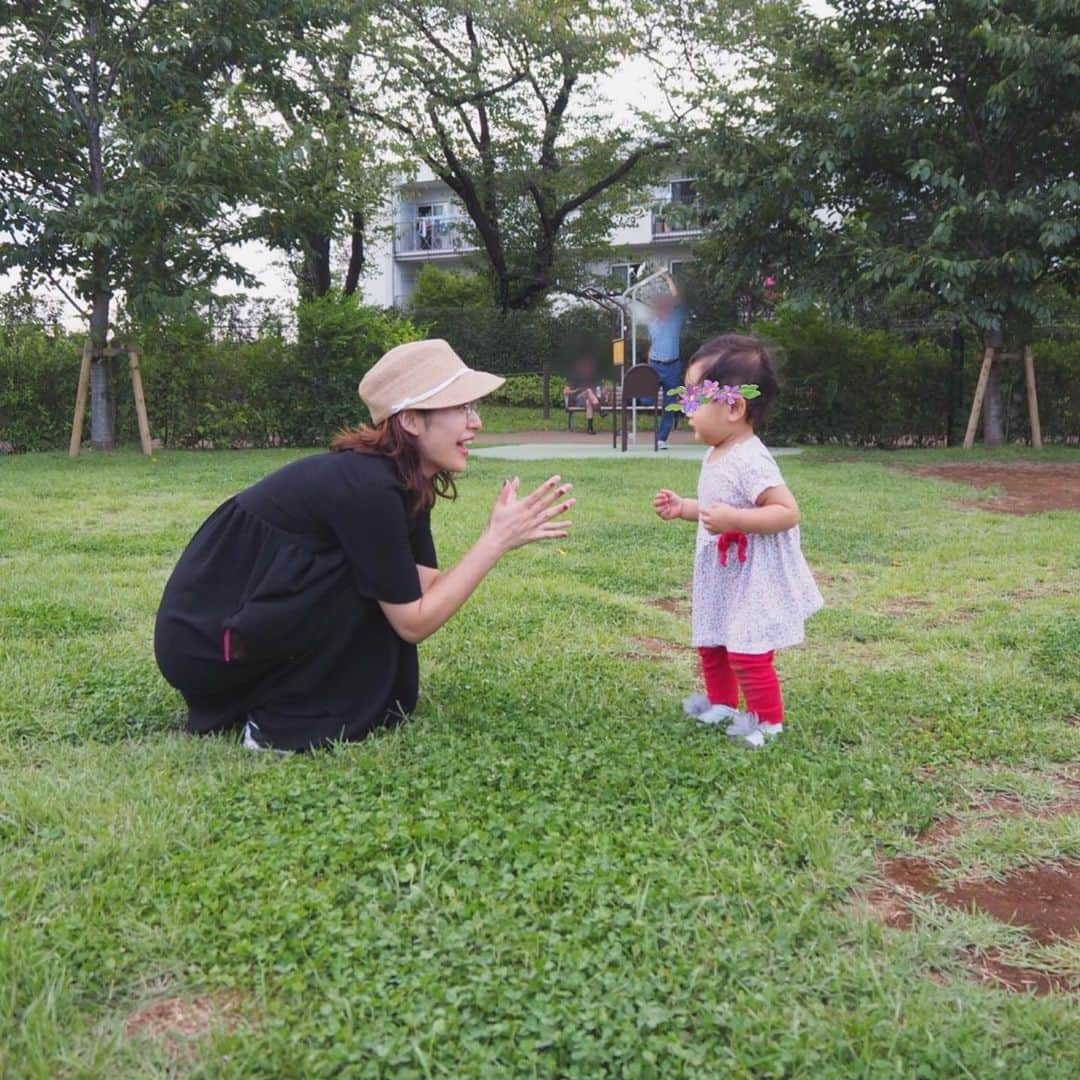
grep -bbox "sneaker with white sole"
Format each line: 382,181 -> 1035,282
682,693 -> 711,717
725,712 -> 782,749
724,711 -> 761,739
657,440 -> 668,450
739,729 -> 766,749
242,719 -> 291,754
698,703 -> 742,727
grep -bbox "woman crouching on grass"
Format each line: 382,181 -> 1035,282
154,339 -> 575,752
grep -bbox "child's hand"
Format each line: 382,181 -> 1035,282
653,489 -> 683,520
699,502 -> 739,534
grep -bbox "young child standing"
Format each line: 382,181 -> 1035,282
652,334 -> 823,748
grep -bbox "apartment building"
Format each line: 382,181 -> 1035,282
361,166 -> 705,308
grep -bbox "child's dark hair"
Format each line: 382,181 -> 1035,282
687,334 -> 779,425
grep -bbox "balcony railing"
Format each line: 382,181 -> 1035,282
394,216 -> 477,255
651,200 -> 709,238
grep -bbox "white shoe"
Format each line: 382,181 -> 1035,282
698,703 -> 741,727
724,712 -> 780,749
682,693 -> 711,717
724,711 -> 761,739
657,440 -> 668,450
242,720 -> 291,754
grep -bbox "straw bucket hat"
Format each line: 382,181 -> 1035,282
358,339 -> 505,425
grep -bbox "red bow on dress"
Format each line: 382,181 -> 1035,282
717,530 -> 748,566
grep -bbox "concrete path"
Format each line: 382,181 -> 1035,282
471,431 -> 803,462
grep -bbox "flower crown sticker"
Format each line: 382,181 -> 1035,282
666,381 -> 761,415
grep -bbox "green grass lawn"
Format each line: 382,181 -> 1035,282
1,446 -> 1078,1076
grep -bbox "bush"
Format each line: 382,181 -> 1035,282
406,303 -> 613,380
0,310 -> 80,452
118,295 -> 422,448
485,374 -> 546,407
2,290 -> 1074,450
751,308 -> 952,445
286,292 -> 422,441
407,265 -> 490,311
1001,334 -> 1079,442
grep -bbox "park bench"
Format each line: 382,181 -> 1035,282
563,380 -> 678,431
563,366 -> 680,451
564,365 -> 680,452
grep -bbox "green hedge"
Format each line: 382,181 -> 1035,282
409,305 -> 613,380
752,309 -> 1078,446
0,318 -> 81,452
2,299 -> 1076,451
0,294 -> 422,452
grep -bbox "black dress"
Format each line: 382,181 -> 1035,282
154,452 -> 437,750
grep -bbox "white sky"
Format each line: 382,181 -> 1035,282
6,2 -> 835,327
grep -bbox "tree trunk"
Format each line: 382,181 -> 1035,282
88,281 -> 115,449
343,212 -> 365,297
946,325 -> 965,446
300,234 -> 332,298
982,330 -> 1006,444
83,17 -> 115,449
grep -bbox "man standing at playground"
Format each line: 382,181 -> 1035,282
647,270 -> 686,450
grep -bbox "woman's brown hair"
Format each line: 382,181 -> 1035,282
330,414 -> 457,515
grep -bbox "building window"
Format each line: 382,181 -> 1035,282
669,179 -> 696,205
609,262 -> 643,288
413,203 -> 448,250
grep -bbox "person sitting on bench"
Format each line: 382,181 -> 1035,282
563,356 -> 604,434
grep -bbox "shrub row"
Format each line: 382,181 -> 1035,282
1,297 -> 1075,450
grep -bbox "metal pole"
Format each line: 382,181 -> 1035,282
619,270 -> 666,450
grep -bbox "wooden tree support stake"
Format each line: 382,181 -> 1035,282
128,349 -> 153,456
963,344 -> 1042,450
69,342 -> 154,457
69,338 -> 93,457
1023,345 -> 1042,449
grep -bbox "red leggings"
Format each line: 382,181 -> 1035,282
697,646 -> 784,726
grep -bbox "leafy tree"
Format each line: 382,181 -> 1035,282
0,1 -> 272,446
227,11 -> 393,300
406,265 -> 492,312
349,0 -> 672,311
686,0 -> 1080,441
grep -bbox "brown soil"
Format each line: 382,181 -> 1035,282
940,861 -> 1080,945
867,855 -> 1080,955
855,770 -> 1080,994
125,990 -> 244,1060
626,636 -> 689,658
649,597 -> 689,617
906,462 -> 1080,514
917,787 -> 1080,847
972,952 -> 1075,995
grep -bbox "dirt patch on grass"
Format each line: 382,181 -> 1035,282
648,581 -> 692,618
905,462 -> 1080,514
649,597 -> 688,617
625,636 -> 689,658
938,861 -> 1080,945
882,596 -> 932,618
972,951 -> 1075,995
125,990 -> 245,1060
854,771 -> 1080,994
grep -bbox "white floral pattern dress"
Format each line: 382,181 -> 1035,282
691,436 -> 824,653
